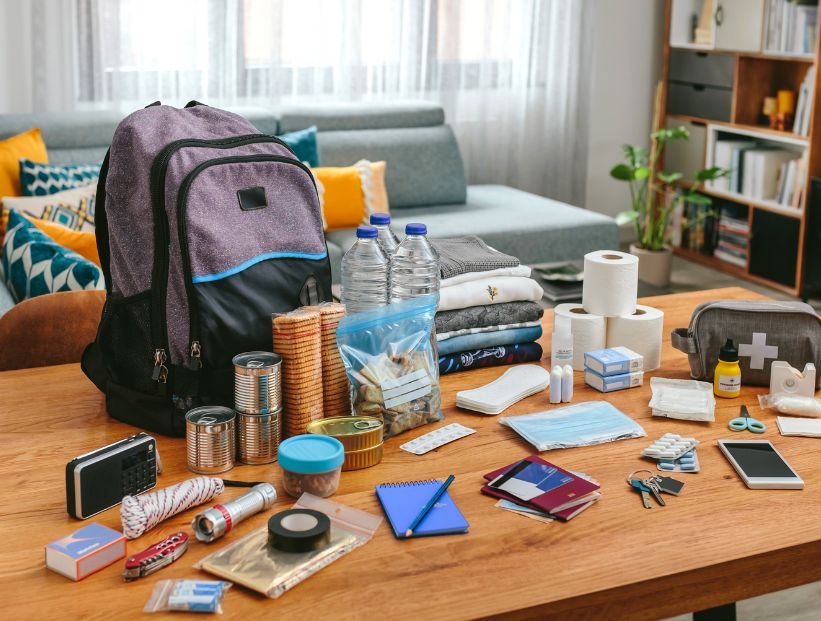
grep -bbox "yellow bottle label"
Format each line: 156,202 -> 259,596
718,375 -> 740,393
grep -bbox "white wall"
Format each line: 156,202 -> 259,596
584,0 -> 665,238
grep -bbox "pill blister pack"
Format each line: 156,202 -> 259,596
657,449 -> 701,473
641,433 -> 699,461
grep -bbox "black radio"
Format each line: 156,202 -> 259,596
65,432 -> 159,519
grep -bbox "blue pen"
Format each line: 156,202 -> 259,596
404,475 -> 456,538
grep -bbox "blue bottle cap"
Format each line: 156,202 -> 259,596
356,225 -> 378,239
278,435 -> 345,473
405,223 -> 427,235
369,213 -> 391,225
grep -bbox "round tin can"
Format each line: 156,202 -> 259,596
305,416 -> 384,470
237,408 -> 283,465
186,406 -> 236,474
233,351 -> 282,414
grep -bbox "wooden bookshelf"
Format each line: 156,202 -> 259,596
662,0 -> 820,297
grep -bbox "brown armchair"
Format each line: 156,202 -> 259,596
0,290 -> 104,371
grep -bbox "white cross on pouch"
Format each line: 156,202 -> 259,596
738,332 -> 779,370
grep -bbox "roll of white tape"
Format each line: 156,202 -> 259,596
582,250 -> 638,317
553,303 -> 607,371
606,304 -> 664,371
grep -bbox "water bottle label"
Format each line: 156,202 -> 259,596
381,368 -> 432,409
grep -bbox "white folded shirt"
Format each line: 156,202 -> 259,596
440,265 -> 532,288
438,276 -> 544,312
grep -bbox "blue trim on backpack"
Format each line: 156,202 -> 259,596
192,250 -> 328,283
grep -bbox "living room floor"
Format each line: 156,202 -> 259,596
666,255 -> 821,619
668,257 -> 821,310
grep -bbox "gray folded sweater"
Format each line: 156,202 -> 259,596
429,236 -> 520,279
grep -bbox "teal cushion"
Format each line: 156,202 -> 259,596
278,126 -> 320,167
19,158 -> 101,196
1,210 -> 104,302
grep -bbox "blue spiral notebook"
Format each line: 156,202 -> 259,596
375,480 -> 469,539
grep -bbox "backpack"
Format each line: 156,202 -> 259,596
82,102 -> 331,436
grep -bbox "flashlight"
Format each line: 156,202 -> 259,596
192,483 -> 277,543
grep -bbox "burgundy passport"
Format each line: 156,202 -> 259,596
482,455 -> 600,520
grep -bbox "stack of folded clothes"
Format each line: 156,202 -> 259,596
430,236 -> 545,375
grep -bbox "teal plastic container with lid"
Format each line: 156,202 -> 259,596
278,435 -> 345,498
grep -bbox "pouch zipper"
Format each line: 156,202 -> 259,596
176,154 -> 317,369
148,135 -> 297,383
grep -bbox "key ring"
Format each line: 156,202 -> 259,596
626,469 -> 654,484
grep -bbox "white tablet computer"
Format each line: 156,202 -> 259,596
718,440 -> 804,489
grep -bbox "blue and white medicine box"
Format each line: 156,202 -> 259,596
585,368 -> 644,393
45,523 -> 126,581
584,346 -> 643,377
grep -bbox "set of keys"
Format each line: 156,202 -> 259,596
626,470 -> 685,509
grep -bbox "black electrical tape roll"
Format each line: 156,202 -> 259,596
268,509 -> 331,553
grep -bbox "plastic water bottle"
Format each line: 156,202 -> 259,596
390,223 -> 440,303
370,213 -> 400,257
340,225 -> 389,313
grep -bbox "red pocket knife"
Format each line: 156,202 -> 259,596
123,532 -> 188,581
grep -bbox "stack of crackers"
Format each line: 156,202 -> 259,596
272,308 -> 324,437
306,303 -> 351,418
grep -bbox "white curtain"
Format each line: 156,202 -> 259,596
72,0 -> 590,203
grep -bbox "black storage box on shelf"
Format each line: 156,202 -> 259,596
667,51 -> 735,122
749,209 -> 800,288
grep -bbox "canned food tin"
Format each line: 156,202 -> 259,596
237,408 -> 283,465
186,406 -> 236,474
305,416 -> 383,452
233,351 -> 282,414
340,442 -> 383,471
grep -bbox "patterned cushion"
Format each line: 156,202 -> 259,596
1,210 -> 103,302
19,158 -> 101,196
1,184 -> 96,232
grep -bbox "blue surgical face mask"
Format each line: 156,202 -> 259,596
499,401 -> 646,452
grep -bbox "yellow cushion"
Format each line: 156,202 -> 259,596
0,128 -> 48,198
1,208 -> 100,266
312,160 -> 390,232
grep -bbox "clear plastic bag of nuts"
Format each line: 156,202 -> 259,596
336,296 -> 443,438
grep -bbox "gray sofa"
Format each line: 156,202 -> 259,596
0,101 -> 616,291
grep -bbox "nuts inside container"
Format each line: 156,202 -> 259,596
277,435 -> 344,498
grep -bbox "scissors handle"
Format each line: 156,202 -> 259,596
747,419 -> 766,433
728,418 -> 748,431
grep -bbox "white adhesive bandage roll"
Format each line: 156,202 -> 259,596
553,303 -> 606,371
582,250 -> 638,317
606,304 -> 665,371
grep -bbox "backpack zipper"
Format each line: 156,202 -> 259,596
148,135 -> 297,384
176,154 -> 318,370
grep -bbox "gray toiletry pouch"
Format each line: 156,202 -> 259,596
672,300 -> 821,388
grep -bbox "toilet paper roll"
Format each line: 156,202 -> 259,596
606,304 -> 664,371
582,250 -> 638,317
553,303 -> 607,371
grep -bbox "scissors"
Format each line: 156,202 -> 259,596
729,405 -> 766,433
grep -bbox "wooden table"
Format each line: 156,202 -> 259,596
2,287 -> 820,620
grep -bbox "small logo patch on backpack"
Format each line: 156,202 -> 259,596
237,186 -> 268,211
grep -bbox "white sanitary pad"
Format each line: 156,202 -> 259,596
456,365 -> 550,415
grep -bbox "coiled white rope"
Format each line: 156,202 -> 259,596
121,476 -> 224,540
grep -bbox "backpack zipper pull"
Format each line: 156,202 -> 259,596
186,341 -> 202,370
151,349 -> 168,383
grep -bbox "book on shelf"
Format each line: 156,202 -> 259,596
775,153 -> 806,208
743,148 -> 796,200
764,0 -> 818,55
714,248 -> 748,268
793,66 -> 815,136
710,140 -> 753,194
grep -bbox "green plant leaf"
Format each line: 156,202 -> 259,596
695,166 -> 728,182
652,126 -> 689,142
615,211 -> 639,226
658,171 -> 683,184
684,192 -> 712,205
622,144 -> 647,168
610,164 -> 634,180
634,166 -> 650,180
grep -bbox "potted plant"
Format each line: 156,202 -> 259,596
610,125 -> 726,287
